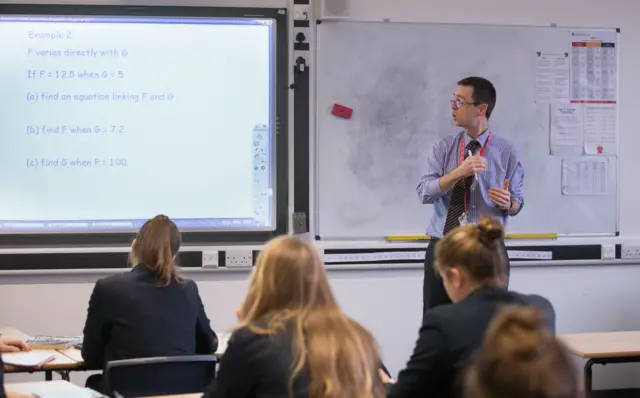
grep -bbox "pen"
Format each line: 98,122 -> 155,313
469,150 -> 477,182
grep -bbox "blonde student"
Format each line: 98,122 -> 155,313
465,305 -> 580,398
204,235 -> 385,398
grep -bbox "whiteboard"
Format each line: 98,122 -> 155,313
315,21 -> 619,239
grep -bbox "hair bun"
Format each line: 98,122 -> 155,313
476,217 -> 504,247
485,305 -> 549,360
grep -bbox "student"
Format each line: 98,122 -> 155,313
81,215 -> 217,391
0,337 -> 36,398
203,235 -> 385,398
385,217 -> 554,398
464,305 -> 579,398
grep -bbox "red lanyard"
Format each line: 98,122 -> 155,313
459,132 -> 492,212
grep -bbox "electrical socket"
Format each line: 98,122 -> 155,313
621,244 -> 640,259
601,244 -> 615,260
293,5 -> 309,21
225,250 -> 253,268
202,250 -> 218,268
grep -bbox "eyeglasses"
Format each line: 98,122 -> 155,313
450,99 -> 478,109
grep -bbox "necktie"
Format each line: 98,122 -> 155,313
443,140 -> 481,235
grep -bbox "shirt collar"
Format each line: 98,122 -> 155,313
464,128 -> 490,147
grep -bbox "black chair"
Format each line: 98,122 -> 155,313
103,355 -> 216,398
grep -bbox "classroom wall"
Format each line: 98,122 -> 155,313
2,0 -> 640,392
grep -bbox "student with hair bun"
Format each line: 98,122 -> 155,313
386,217 -> 555,398
465,305 -> 580,398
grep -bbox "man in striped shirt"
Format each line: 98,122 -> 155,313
416,76 -> 524,314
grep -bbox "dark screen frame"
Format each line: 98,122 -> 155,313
0,4 -> 289,248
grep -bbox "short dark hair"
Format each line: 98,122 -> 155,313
457,76 -> 497,119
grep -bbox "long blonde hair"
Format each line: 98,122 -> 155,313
130,215 -> 182,286
238,235 -> 385,398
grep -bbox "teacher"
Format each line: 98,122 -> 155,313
416,76 -> 524,314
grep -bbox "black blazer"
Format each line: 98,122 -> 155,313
389,285 -> 555,398
202,326 -> 310,398
81,264 -> 217,369
203,324 -> 384,398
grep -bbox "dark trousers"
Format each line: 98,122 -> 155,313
422,238 -> 510,317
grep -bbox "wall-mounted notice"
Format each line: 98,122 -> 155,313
570,30 -> 617,103
549,103 -> 617,156
550,104 -> 583,155
561,157 -> 610,196
535,52 -> 570,103
583,104 -> 617,155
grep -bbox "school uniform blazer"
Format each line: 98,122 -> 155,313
389,285 -> 555,398
202,325 -> 310,398
202,323 -> 383,398
81,263 -> 217,369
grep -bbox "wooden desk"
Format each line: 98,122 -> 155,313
56,331 -> 228,359
2,327 -> 230,382
560,331 -> 640,394
1,328 -> 84,381
3,348 -> 83,381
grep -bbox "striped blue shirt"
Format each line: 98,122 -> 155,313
416,130 -> 524,238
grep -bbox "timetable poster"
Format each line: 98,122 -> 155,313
570,30 -> 617,102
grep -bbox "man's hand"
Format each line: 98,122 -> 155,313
0,337 -> 30,353
489,179 -> 512,210
456,155 -> 487,178
440,155 -> 487,192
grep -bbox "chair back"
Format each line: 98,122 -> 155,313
103,355 -> 216,397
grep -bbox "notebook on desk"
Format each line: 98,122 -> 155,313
2,351 -> 56,368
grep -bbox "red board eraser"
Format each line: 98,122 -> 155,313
332,104 -> 353,119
